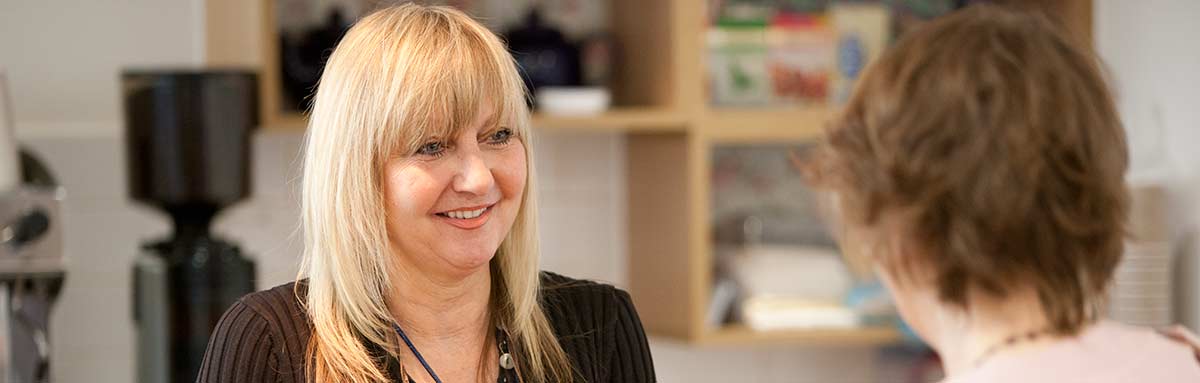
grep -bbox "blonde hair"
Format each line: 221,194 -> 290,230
298,4 -> 574,382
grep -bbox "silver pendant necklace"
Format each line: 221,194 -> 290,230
394,324 -> 519,383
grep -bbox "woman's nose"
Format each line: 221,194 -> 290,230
452,148 -> 495,196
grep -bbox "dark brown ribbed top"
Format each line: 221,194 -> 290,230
197,272 -> 656,382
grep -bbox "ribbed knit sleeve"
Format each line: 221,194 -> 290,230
197,283 -> 310,383
606,289 -> 655,383
540,272 -> 657,383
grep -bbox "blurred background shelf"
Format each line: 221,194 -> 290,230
263,113 -> 308,131
533,108 -> 687,132
702,107 -> 831,143
262,108 -> 688,132
699,325 -> 903,347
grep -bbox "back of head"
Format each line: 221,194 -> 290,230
809,4 -> 1129,334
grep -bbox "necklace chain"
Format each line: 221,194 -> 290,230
972,328 -> 1056,368
395,325 -> 518,383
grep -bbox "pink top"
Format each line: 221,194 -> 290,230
944,321 -> 1200,383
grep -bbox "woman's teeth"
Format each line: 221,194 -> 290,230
444,207 -> 487,219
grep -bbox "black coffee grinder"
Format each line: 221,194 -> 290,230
122,71 -> 258,383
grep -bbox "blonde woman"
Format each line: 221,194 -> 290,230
805,5 -> 1199,383
198,4 -> 654,383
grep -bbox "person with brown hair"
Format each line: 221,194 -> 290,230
805,4 -> 1200,382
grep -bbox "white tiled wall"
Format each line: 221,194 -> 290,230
28,130 -> 884,382
533,131 -> 629,286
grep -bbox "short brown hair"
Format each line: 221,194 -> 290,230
808,5 -> 1128,334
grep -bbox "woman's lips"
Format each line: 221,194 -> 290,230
434,204 -> 493,230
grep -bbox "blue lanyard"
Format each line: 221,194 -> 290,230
392,323 -> 444,383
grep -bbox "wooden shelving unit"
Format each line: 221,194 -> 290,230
254,109 -> 688,132
206,0 -> 1092,348
532,108 -> 687,132
702,107 -> 831,143
700,325 -> 902,347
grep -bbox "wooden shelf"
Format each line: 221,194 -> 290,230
702,107 -> 833,143
532,108 -> 687,131
697,325 -> 903,347
257,108 -> 686,132
261,113 -> 307,131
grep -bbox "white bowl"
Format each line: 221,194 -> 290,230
536,87 -> 612,116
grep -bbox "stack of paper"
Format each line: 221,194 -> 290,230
731,245 -> 858,330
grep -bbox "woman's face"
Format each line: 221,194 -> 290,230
382,105 -> 526,277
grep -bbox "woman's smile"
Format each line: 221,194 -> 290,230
434,203 -> 496,230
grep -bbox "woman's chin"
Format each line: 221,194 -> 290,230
438,247 -> 498,274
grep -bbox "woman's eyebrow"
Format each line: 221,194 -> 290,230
473,115 -> 502,134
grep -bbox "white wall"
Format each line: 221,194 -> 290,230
1095,0 -> 1200,330
0,0 -> 205,138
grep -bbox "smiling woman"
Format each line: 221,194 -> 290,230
197,4 -> 655,383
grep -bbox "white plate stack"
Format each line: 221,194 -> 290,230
1109,185 -> 1173,327
730,245 -> 859,331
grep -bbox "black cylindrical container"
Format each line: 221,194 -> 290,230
122,70 -> 258,383
123,70 -> 256,212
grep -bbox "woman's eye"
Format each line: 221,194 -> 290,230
488,128 -> 513,145
415,141 -> 446,156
